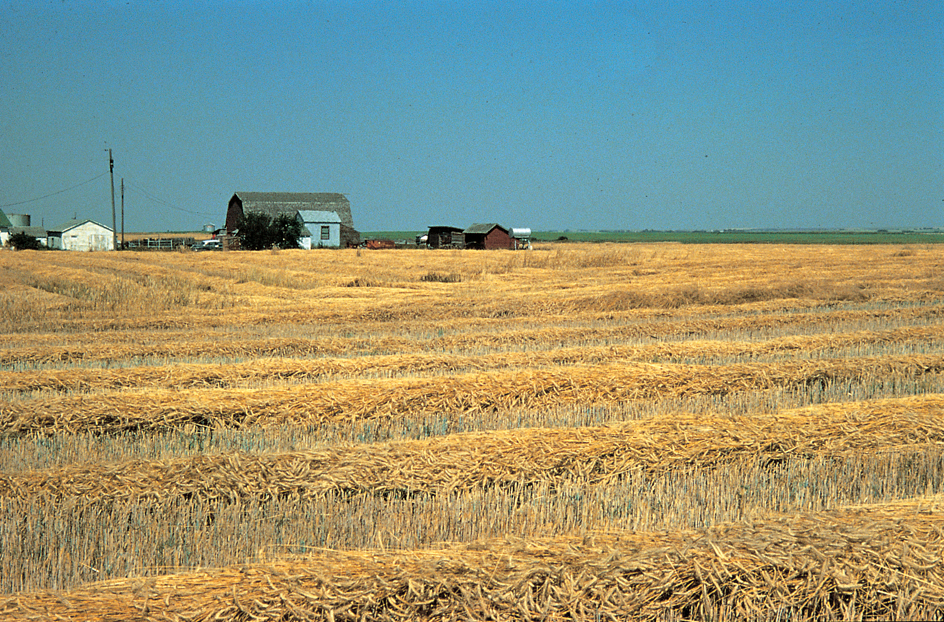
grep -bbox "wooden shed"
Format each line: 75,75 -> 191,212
426,226 -> 465,249
463,223 -> 511,250
226,192 -> 359,248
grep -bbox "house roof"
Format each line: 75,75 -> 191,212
298,210 -> 342,224
48,219 -> 113,234
233,192 -> 353,228
464,223 -> 508,235
0,209 -> 11,229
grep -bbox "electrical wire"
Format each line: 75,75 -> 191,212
0,172 -> 109,208
122,179 -> 218,218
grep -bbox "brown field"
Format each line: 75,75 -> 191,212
1,242 -> 943,620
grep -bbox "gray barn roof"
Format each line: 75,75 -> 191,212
464,223 -> 507,234
235,192 -> 353,229
0,209 -> 11,229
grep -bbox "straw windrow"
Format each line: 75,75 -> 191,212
2,355 -> 943,434
2,495 -> 943,621
3,395 -> 943,501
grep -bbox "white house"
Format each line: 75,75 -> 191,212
0,209 -> 12,247
297,210 -> 342,249
48,219 -> 115,251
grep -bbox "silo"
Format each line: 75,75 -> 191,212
8,214 -> 30,227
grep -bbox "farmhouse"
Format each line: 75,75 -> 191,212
47,219 -> 115,251
226,192 -> 359,248
464,223 -> 511,250
297,210 -> 342,249
0,209 -> 14,246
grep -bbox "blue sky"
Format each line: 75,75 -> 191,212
1,1 -> 941,232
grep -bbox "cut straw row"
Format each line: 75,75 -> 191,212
2,324 -> 943,394
3,395 -> 943,501
2,354 -> 944,434
3,495 -> 944,621
4,304 -> 942,367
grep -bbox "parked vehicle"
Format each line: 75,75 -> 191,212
191,239 -> 222,251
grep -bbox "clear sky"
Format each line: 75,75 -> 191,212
1,1 -> 941,233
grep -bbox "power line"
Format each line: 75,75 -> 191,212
122,179 -> 218,218
0,172 -> 109,208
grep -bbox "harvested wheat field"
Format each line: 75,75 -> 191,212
1,242 -> 944,620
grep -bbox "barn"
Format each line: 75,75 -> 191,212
47,219 -> 115,251
226,192 -> 359,248
463,223 -> 511,250
425,225 -> 465,249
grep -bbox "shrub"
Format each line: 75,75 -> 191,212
8,231 -> 44,250
420,271 -> 461,283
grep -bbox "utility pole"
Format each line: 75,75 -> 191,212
108,149 -> 117,251
121,178 -> 125,250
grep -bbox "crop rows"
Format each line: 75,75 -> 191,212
1,243 -> 943,619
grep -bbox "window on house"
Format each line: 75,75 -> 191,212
321,226 -> 330,240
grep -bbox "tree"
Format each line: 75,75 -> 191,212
238,212 -> 274,250
8,231 -> 43,250
237,212 -> 303,250
272,213 -> 303,250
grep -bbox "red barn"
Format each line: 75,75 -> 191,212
463,223 -> 511,250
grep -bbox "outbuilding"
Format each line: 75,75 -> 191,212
510,227 -> 532,250
425,225 -> 465,249
463,223 -> 511,250
47,219 -> 115,251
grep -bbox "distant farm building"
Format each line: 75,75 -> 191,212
425,226 -> 465,249
226,192 -> 360,248
463,223 -> 511,250
48,219 -> 115,251
297,210 -> 342,249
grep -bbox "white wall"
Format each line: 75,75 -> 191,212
62,222 -> 115,251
